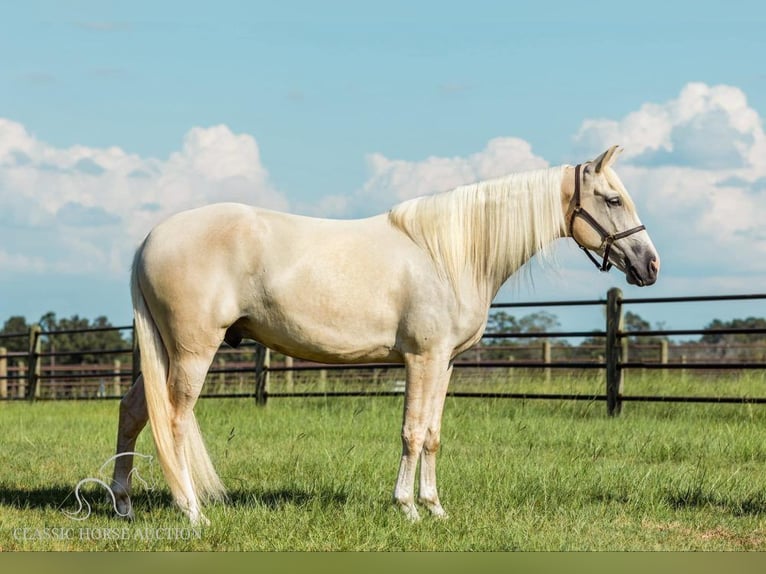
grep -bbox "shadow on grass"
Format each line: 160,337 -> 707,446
0,482 -> 348,518
0,482 -> 174,518
586,486 -> 766,518
665,488 -> 766,517
225,486 -> 348,510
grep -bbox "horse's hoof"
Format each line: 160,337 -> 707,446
419,498 -> 449,519
395,501 -> 421,522
112,493 -> 134,520
429,506 -> 449,519
188,511 -> 211,527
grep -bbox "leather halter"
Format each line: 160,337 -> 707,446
568,164 -> 646,272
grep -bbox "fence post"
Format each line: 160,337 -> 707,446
0,347 -> 7,399
542,340 -> 551,384
319,369 -> 328,394
113,359 -> 122,397
659,340 -> 668,364
605,288 -> 623,416
254,343 -> 270,406
212,357 -> 223,393
17,363 -> 26,398
285,355 -> 294,393
27,324 -> 42,401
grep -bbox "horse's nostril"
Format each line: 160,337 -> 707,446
649,257 -> 660,274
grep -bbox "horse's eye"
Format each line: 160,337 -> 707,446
607,197 -> 622,207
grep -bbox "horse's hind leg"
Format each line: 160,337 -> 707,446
111,375 -> 149,518
166,348 -> 220,525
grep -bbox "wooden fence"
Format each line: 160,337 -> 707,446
2,288 -> 766,415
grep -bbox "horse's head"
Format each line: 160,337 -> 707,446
565,145 -> 660,286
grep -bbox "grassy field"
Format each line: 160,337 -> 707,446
2,373 -> 766,551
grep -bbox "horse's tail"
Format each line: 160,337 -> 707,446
131,248 -> 226,511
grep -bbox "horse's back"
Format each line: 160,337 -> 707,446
134,203 -> 452,362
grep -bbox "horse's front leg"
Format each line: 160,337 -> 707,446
393,352 -> 448,521
417,361 -> 453,518
110,375 -> 149,519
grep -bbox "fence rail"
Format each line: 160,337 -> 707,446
2,288 -> 766,414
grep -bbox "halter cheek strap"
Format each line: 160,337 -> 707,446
568,164 -> 646,272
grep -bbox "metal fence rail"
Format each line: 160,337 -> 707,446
2,289 -> 766,414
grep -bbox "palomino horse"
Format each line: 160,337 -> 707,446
111,145 -> 659,524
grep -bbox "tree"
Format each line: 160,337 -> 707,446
480,309 -> 564,360
622,310 -> 665,344
623,311 -> 651,334
485,310 -> 519,335
39,313 -> 130,365
485,310 -> 560,336
700,317 -> 766,345
518,311 -> 560,335
696,316 -> 766,361
0,316 -> 29,353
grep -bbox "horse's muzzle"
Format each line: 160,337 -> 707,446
626,254 -> 660,287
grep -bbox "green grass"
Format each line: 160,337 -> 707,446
3,375 -> 766,550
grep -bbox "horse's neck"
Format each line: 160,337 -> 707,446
471,171 -> 566,300
388,165 -> 565,304
481,233 -> 558,304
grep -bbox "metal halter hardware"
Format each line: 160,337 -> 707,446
568,164 -> 646,272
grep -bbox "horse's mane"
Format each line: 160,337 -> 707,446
388,165 -> 567,292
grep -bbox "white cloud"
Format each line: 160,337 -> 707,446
573,82 -> 766,278
575,82 -> 766,174
0,249 -> 47,273
0,120 -> 288,275
357,137 -> 548,213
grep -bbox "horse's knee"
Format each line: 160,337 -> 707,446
119,394 -> 143,419
119,379 -> 148,426
423,429 -> 441,455
171,413 -> 192,442
401,426 -> 426,454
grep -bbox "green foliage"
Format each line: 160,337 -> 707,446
0,316 -> 29,352
485,310 -> 519,334
623,311 -> 651,333
486,310 -> 560,336
39,313 -> 130,365
1,312 -> 130,364
701,316 -> 766,344
482,310 -> 567,360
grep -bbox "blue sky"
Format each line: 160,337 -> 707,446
2,0 -> 766,334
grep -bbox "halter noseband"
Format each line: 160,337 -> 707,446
568,164 -> 646,272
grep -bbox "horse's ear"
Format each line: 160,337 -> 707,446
592,145 -> 623,173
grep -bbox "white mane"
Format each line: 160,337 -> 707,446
388,166 -> 567,292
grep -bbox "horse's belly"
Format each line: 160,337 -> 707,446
231,314 -> 403,364
268,338 -> 402,365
